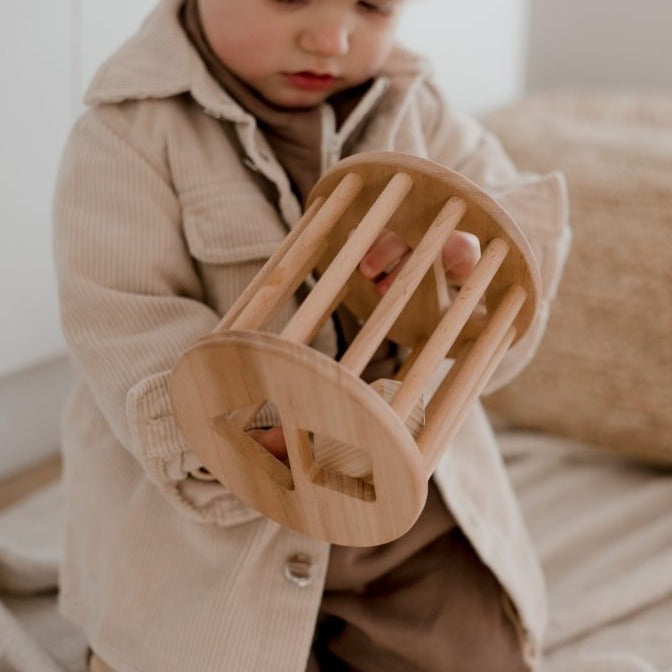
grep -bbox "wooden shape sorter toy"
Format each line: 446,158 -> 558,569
169,151 -> 540,547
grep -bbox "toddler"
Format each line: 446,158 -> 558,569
54,1 -> 569,670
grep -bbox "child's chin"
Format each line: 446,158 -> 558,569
273,95 -> 326,110
261,87 -> 331,110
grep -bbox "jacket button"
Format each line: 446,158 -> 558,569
283,553 -> 315,587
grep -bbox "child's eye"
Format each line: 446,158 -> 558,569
358,1 -> 395,16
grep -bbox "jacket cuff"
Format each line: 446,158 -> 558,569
126,370 -> 261,527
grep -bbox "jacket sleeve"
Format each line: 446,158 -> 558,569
53,105 -> 261,527
416,83 -> 571,390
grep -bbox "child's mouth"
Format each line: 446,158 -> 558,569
283,71 -> 338,91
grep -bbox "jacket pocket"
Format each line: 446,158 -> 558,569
181,181 -> 312,337
182,181 -> 287,265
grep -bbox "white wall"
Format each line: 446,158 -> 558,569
0,2 -> 75,377
0,1 -> 155,378
527,0 -> 672,91
398,0 -> 530,113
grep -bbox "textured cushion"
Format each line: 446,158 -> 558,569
481,93 -> 672,465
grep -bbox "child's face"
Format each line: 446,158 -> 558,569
198,0 -> 405,108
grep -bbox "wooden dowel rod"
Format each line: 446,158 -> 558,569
421,325 -> 516,476
432,255 -> 451,314
214,197 -> 325,333
281,172 -> 413,344
339,196 -> 467,376
394,339 -> 428,382
229,172 -> 364,332
290,283 -> 350,348
440,325 -> 516,446
416,284 -> 526,467
389,237 -> 510,421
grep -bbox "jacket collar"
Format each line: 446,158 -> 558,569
84,0 -> 246,121
84,0 -> 432,124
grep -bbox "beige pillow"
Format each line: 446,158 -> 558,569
481,92 -> 672,465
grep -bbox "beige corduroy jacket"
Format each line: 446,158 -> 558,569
53,1 -> 570,670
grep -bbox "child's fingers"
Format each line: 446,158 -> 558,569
357,228 -> 481,297
247,427 -> 287,459
358,229 -> 410,280
372,249 -> 411,296
442,231 -> 481,284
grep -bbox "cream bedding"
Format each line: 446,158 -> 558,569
1,433 -> 671,672
502,433 -> 672,671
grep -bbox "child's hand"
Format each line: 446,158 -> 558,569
358,229 -> 481,296
247,427 -> 287,460
244,230 -> 480,461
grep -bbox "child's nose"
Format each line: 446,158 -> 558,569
298,17 -> 351,57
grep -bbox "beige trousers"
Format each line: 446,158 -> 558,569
307,482 -> 526,671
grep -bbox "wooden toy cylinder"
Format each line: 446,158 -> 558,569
169,151 -> 541,546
